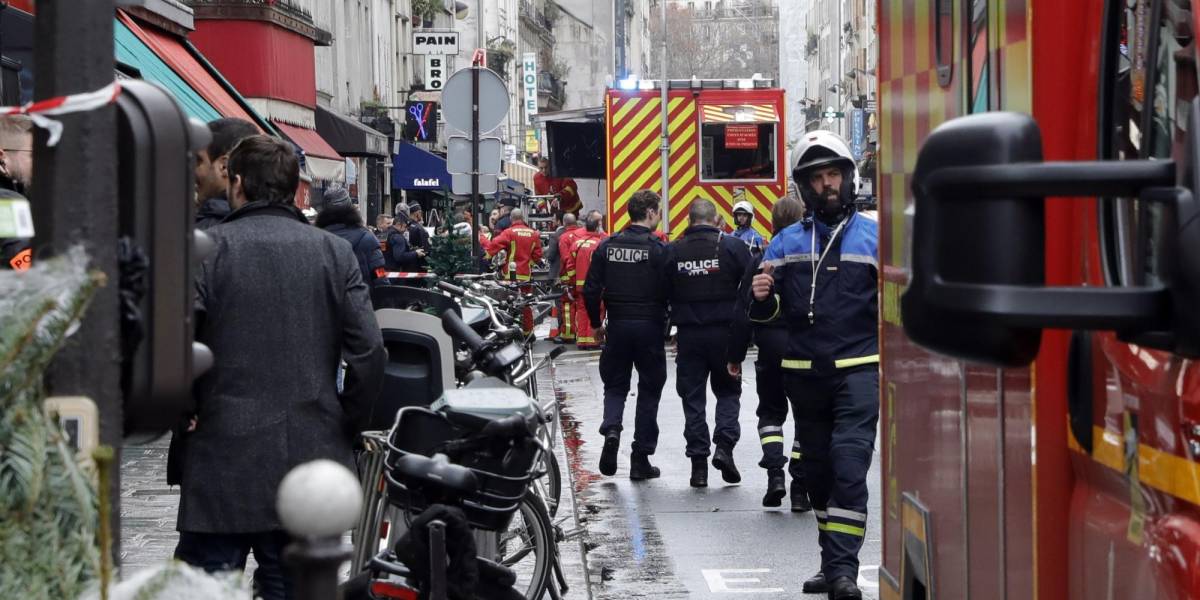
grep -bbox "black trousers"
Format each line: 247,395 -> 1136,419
784,367 -> 879,582
675,324 -> 742,457
754,327 -> 804,483
599,319 -> 667,455
175,530 -> 294,600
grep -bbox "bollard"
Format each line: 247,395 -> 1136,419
276,459 -> 364,600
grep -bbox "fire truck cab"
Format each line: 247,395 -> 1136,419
879,0 -> 1200,599
603,79 -> 788,239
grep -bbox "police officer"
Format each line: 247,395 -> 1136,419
583,190 -> 670,480
665,199 -> 751,487
749,131 -> 878,600
729,200 -> 766,252
727,195 -> 811,510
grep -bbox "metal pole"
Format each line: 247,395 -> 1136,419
32,0 -> 121,560
471,66 -> 482,269
836,0 -> 844,136
284,538 -> 351,600
658,0 -> 669,232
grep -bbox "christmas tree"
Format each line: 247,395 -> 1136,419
426,229 -> 476,278
0,248 -> 102,599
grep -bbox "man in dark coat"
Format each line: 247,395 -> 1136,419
193,118 -> 259,230
173,135 -> 386,600
315,185 -> 387,285
384,217 -> 425,272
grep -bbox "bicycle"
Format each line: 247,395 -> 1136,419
344,310 -> 558,600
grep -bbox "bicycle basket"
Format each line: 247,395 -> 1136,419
383,406 -> 545,531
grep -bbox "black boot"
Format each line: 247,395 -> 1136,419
828,576 -> 862,600
711,446 -> 741,484
629,452 -> 661,481
801,572 -> 828,593
762,469 -> 786,507
790,479 -> 812,512
599,432 -> 620,476
689,456 -> 708,488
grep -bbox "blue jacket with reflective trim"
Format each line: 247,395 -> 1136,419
731,226 -> 766,251
748,211 -> 878,371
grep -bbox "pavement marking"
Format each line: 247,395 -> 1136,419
701,569 -> 785,593
858,564 -> 879,590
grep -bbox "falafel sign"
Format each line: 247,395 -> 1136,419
413,30 -> 459,55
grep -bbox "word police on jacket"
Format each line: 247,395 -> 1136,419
676,258 -> 720,276
608,247 -> 649,263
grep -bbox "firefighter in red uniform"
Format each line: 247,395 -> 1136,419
534,157 -> 582,216
566,210 -> 607,349
485,208 -> 544,334
554,214 -> 585,344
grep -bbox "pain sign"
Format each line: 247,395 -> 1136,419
522,52 -> 538,125
413,30 -> 458,55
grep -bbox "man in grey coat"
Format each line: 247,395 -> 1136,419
173,135 -> 386,600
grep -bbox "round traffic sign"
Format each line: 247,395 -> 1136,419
442,67 -> 510,133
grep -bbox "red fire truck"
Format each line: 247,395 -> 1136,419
879,0 -> 1200,599
603,80 -> 787,239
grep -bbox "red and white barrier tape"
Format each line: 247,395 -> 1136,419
1,81 -> 122,146
382,272 -> 438,279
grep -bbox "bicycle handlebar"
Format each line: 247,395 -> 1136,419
438,280 -> 468,297
441,310 -> 486,354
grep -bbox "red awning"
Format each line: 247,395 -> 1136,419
273,120 -> 342,160
117,11 -> 263,128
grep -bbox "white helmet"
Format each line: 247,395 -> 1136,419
732,200 -> 754,215
791,130 -> 859,219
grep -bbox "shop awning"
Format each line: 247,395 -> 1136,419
316,106 -> 388,157
392,142 -> 449,190
115,17 -> 221,122
700,103 -> 779,123
117,11 -> 267,131
274,120 -> 345,183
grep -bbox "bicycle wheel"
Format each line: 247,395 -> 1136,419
535,451 -> 562,518
495,492 -> 555,599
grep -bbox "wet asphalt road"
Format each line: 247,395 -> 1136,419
547,343 -> 882,600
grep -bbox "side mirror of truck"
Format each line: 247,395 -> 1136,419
116,80 -> 213,441
902,111 -> 1200,366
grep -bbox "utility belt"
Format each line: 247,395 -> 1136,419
780,354 -> 879,374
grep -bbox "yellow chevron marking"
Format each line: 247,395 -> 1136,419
669,142 -> 697,181
613,99 -> 659,148
614,211 -> 630,231
669,103 -> 696,134
627,158 -> 663,198
612,97 -> 643,132
614,141 -> 663,190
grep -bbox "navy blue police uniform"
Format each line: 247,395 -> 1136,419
666,224 -> 751,462
582,224 -> 670,458
728,252 -> 807,497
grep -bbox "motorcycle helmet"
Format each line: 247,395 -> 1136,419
791,130 -> 859,222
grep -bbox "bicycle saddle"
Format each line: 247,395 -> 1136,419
392,453 -> 479,495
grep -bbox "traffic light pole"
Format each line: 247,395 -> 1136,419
31,0 -> 122,560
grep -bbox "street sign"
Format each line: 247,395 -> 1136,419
452,173 -> 498,195
850,109 -> 865,159
404,101 -> 439,142
522,52 -> 538,126
413,30 -> 458,55
447,134 -> 502,174
442,67 -> 509,132
424,55 -> 447,91
822,110 -> 845,119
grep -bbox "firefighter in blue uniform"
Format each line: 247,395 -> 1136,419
749,131 -> 878,600
665,198 -> 752,487
583,189 -> 671,481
